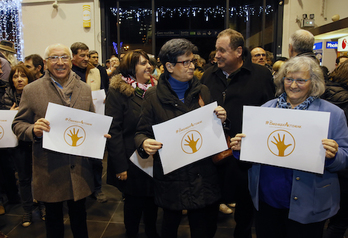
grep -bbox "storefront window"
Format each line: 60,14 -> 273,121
102,0 -> 281,62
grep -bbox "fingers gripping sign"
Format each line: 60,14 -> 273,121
33,118 -> 50,138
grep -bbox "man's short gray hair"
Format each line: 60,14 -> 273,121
289,30 -> 314,54
43,44 -> 72,59
274,56 -> 325,97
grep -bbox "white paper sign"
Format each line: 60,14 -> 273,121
92,89 -> 106,115
129,150 -> 153,177
240,106 -> 330,174
43,103 -> 112,159
0,110 -> 18,148
152,102 -> 227,174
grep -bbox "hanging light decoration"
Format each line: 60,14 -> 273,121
110,5 -> 274,23
0,0 -> 23,61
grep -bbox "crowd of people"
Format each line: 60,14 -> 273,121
0,28 -> 348,238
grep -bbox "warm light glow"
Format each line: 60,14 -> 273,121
110,5 -> 274,23
0,0 -> 23,61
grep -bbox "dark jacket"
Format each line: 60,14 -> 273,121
105,74 -> 154,196
134,73 -> 221,210
321,81 -> 348,190
2,87 -> 20,109
200,52 -> 275,138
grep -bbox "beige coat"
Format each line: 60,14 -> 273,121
12,71 -> 95,202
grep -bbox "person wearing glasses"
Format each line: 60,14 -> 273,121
135,38 -> 227,238
12,43 -> 110,238
230,56 -> 348,238
250,47 -> 267,66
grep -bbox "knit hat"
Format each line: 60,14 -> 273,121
0,40 -> 16,54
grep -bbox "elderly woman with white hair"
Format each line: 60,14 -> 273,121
231,56 -> 348,238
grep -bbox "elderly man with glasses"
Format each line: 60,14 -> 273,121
12,43 -> 110,238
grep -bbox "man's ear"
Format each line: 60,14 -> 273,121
36,65 -> 42,72
236,46 -> 243,58
165,62 -> 174,73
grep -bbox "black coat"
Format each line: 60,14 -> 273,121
200,55 -> 275,138
134,73 -> 221,210
321,81 -> 348,190
105,74 -> 155,196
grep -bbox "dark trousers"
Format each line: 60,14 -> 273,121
45,198 -> 88,238
231,158 -> 254,238
12,142 -> 34,213
124,193 -> 159,238
90,159 -> 102,192
325,189 -> 348,238
255,201 -> 326,238
0,148 -> 19,203
161,202 -> 219,238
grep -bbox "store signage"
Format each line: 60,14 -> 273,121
313,42 -> 322,50
326,42 -> 338,49
338,37 -> 348,52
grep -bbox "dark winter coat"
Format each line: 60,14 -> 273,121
134,73 -> 221,210
321,81 -> 348,190
105,74 -> 155,196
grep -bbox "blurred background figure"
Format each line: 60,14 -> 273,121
2,65 -> 43,227
0,40 -> 18,82
24,54 -> 44,80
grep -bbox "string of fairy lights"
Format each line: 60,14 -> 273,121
110,5 -> 274,23
0,0 -> 23,61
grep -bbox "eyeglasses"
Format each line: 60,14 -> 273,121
253,53 -> 266,57
46,55 -> 70,63
174,58 -> 197,68
283,77 -> 310,85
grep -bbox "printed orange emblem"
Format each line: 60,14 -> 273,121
267,129 -> 295,157
0,125 -> 4,140
181,130 -> 203,154
64,125 -> 86,147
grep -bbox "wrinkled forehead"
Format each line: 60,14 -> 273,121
48,45 -> 71,57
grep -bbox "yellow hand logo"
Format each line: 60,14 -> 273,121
64,125 -> 86,147
184,134 -> 200,153
271,133 -> 292,156
267,130 -> 295,157
67,128 -> 83,147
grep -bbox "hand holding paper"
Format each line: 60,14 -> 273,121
143,138 -> 162,156
33,118 -> 50,137
322,139 -> 338,159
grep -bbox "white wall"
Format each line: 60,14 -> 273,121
281,0 -> 348,58
21,0 -> 102,58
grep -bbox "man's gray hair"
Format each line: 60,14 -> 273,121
289,30 -> 314,54
274,56 -> 325,97
43,44 -> 72,59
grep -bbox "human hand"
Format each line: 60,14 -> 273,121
33,118 -> 50,138
143,139 -> 162,155
10,103 -> 18,110
214,106 -> 227,123
322,139 -> 338,159
230,133 -> 246,151
104,134 -> 111,139
116,171 -> 127,181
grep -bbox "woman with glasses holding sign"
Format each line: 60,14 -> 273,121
105,49 -> 160,238
135,39 -> 227,238
231,56 -> 348,238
